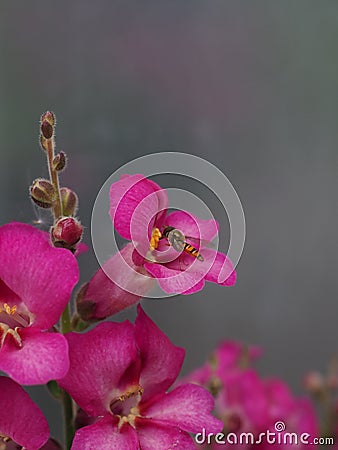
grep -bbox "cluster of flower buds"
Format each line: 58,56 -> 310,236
29,111 -> 83,252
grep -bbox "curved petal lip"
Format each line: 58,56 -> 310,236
110,175 -> 168,241
0,328 -> 69,385
58,321 -> 139,417
0,222 -> 79,330
0,376 -> 50,449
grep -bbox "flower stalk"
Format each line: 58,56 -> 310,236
41,112 -> 63,220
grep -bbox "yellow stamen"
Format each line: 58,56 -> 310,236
149,228 -> 162,250
4,303 -> 17,315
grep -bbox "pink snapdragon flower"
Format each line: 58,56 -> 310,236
0,222 -> 79,384
0,376 -> 49,449
185,342 -> 318,449
110,174 -> 236,294
58,306 -> 222,449
77,175 -> 236,320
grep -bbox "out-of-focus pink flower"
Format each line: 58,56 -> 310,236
183,341 -> 318,449
0,222 -> 79,384
58,306 -> 222,449
77,174 -> 236,320
0,376 -> 49,449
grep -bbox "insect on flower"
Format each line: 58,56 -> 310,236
151,226 -> 205,261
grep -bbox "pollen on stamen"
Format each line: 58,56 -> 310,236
3,303 -> 17,315
149,228 -> 162,251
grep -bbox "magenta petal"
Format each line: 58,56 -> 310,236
178,364 -> 212,387
71,418 -> 139,450
0,222 -> 79,329
181,278 -> 205,294
58,321 -> 139,416
203,249 -> 237,286
0,376 -> 49,449
136,418 -> 196,450
228,370 -> 270,431
141,384 -> 223,435
0,328 -> 69,385
136,306 -> 185,402
77,243 -> 155,320
165,210 -> 219,244
110,174 -> 168,240
144,262 -> 204,294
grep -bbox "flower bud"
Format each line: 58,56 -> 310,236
60,187 -> 78,216
326,374 -> 338,390
51,217 -> 83,250
52,151 -> 67,172
304,371 -> 325,395
30,178 -> 56,209
40,134 -> 49,151
41,111 -> 55,126
41,120 -> 54,139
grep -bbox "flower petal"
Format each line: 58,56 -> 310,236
136,418 -> 196,450
144,261 -> 204,294
136,306 -> 185,403
77,243 -> 155,321
203,249 -> 236,286
0,376 -> 49,449
71,418 -> 139,450
0,222 -> 79,329
0,328 -> 69,385
110,174 -> 167,241
141,384 -> 223,435
165,210 -> 219,244
58,321 -> 139,416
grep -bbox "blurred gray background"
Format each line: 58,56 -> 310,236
1,0 -> 338,442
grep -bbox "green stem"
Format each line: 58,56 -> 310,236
61,304 -> 72,334
62,389 -> 75,450
61,304 -> 74,449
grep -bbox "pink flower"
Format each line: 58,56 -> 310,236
77,175 -> 236,320
58,306 -> 222,449
0,222 -> 79,384
214,370 -> 318,449
0,376 -> 49,449
111,174 -> 236,294
184,341 -> 318,449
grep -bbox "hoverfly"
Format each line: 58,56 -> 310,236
161,226 -> 204,262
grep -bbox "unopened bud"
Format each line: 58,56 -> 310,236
30,178 -> 56,209
51,217 -> 83,250
40,134 -> 49,151
304,372 -> 325,395
53,151 -> 67,172
60,187 -> 78,216
326,374 -> 338,390
41,111 -> 55,126
41,120 -> 53,139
